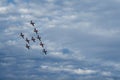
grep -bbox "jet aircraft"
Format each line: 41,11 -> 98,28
26,44 -> 30,49
30,20 -> 35,26
37,35 -> 41,41
34,28 -> 38,34
40,42 -> 44,48
20,32 -> 24,39
43,49 -> 47,55
26,38 -> 30,44
31,37 -> 35,42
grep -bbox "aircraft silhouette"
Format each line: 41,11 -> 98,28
26,38 -> 30,44
26,44 -> 30,49
34,28 -> 38,34
43,49 -> 47,55
37,35 -> 41,41
20,32 -> 24,39
31,37 -> 35,42
40,42 -> 44,48
30,20 -> 35,26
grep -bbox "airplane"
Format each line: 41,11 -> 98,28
26,44 -> 30,49
40,42 -> 44,48
26,38 -> 30,44
43,49 -> 47,55
31,37 -> 35,42
30,20 -> 35,26
34,28 -> 38,34
20,32 -> 24,39
37,35 -> 41,41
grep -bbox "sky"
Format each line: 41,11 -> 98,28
0,0 -> 120,80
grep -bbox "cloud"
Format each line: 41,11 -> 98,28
0,0 -> 120,80
0,7 -> 8,14
101,71 -> 112,76
40,65 -> 97,75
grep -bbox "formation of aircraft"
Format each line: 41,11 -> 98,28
20,20 -> 47,55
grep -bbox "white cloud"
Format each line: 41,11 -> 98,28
73,69 -> 96,74
49,52 -> 68,59
6,40 -> 17,46
19,8 -> 30,14
31,45 -> 40,50
40,65 -> 97,75
102,61 -> 120,70
4,26 -> 20,33
88,28 -> 120,37
0,7 -> 8,14
0,3 -> 15,14
47,47 -> 85,60
101,71 -> 112,76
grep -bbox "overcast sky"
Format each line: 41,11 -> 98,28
0,0 -> 120,80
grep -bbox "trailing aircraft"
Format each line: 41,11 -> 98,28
40,42 -> 44,48
37,35 -> 41,41
26,38 -> 30,44
31,37 -> 35,42
43,49 -> 47,55
26,44 -> 30,49
30,20 -> 35,26
34,28 -> 38,34
20,32 -> 24,39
